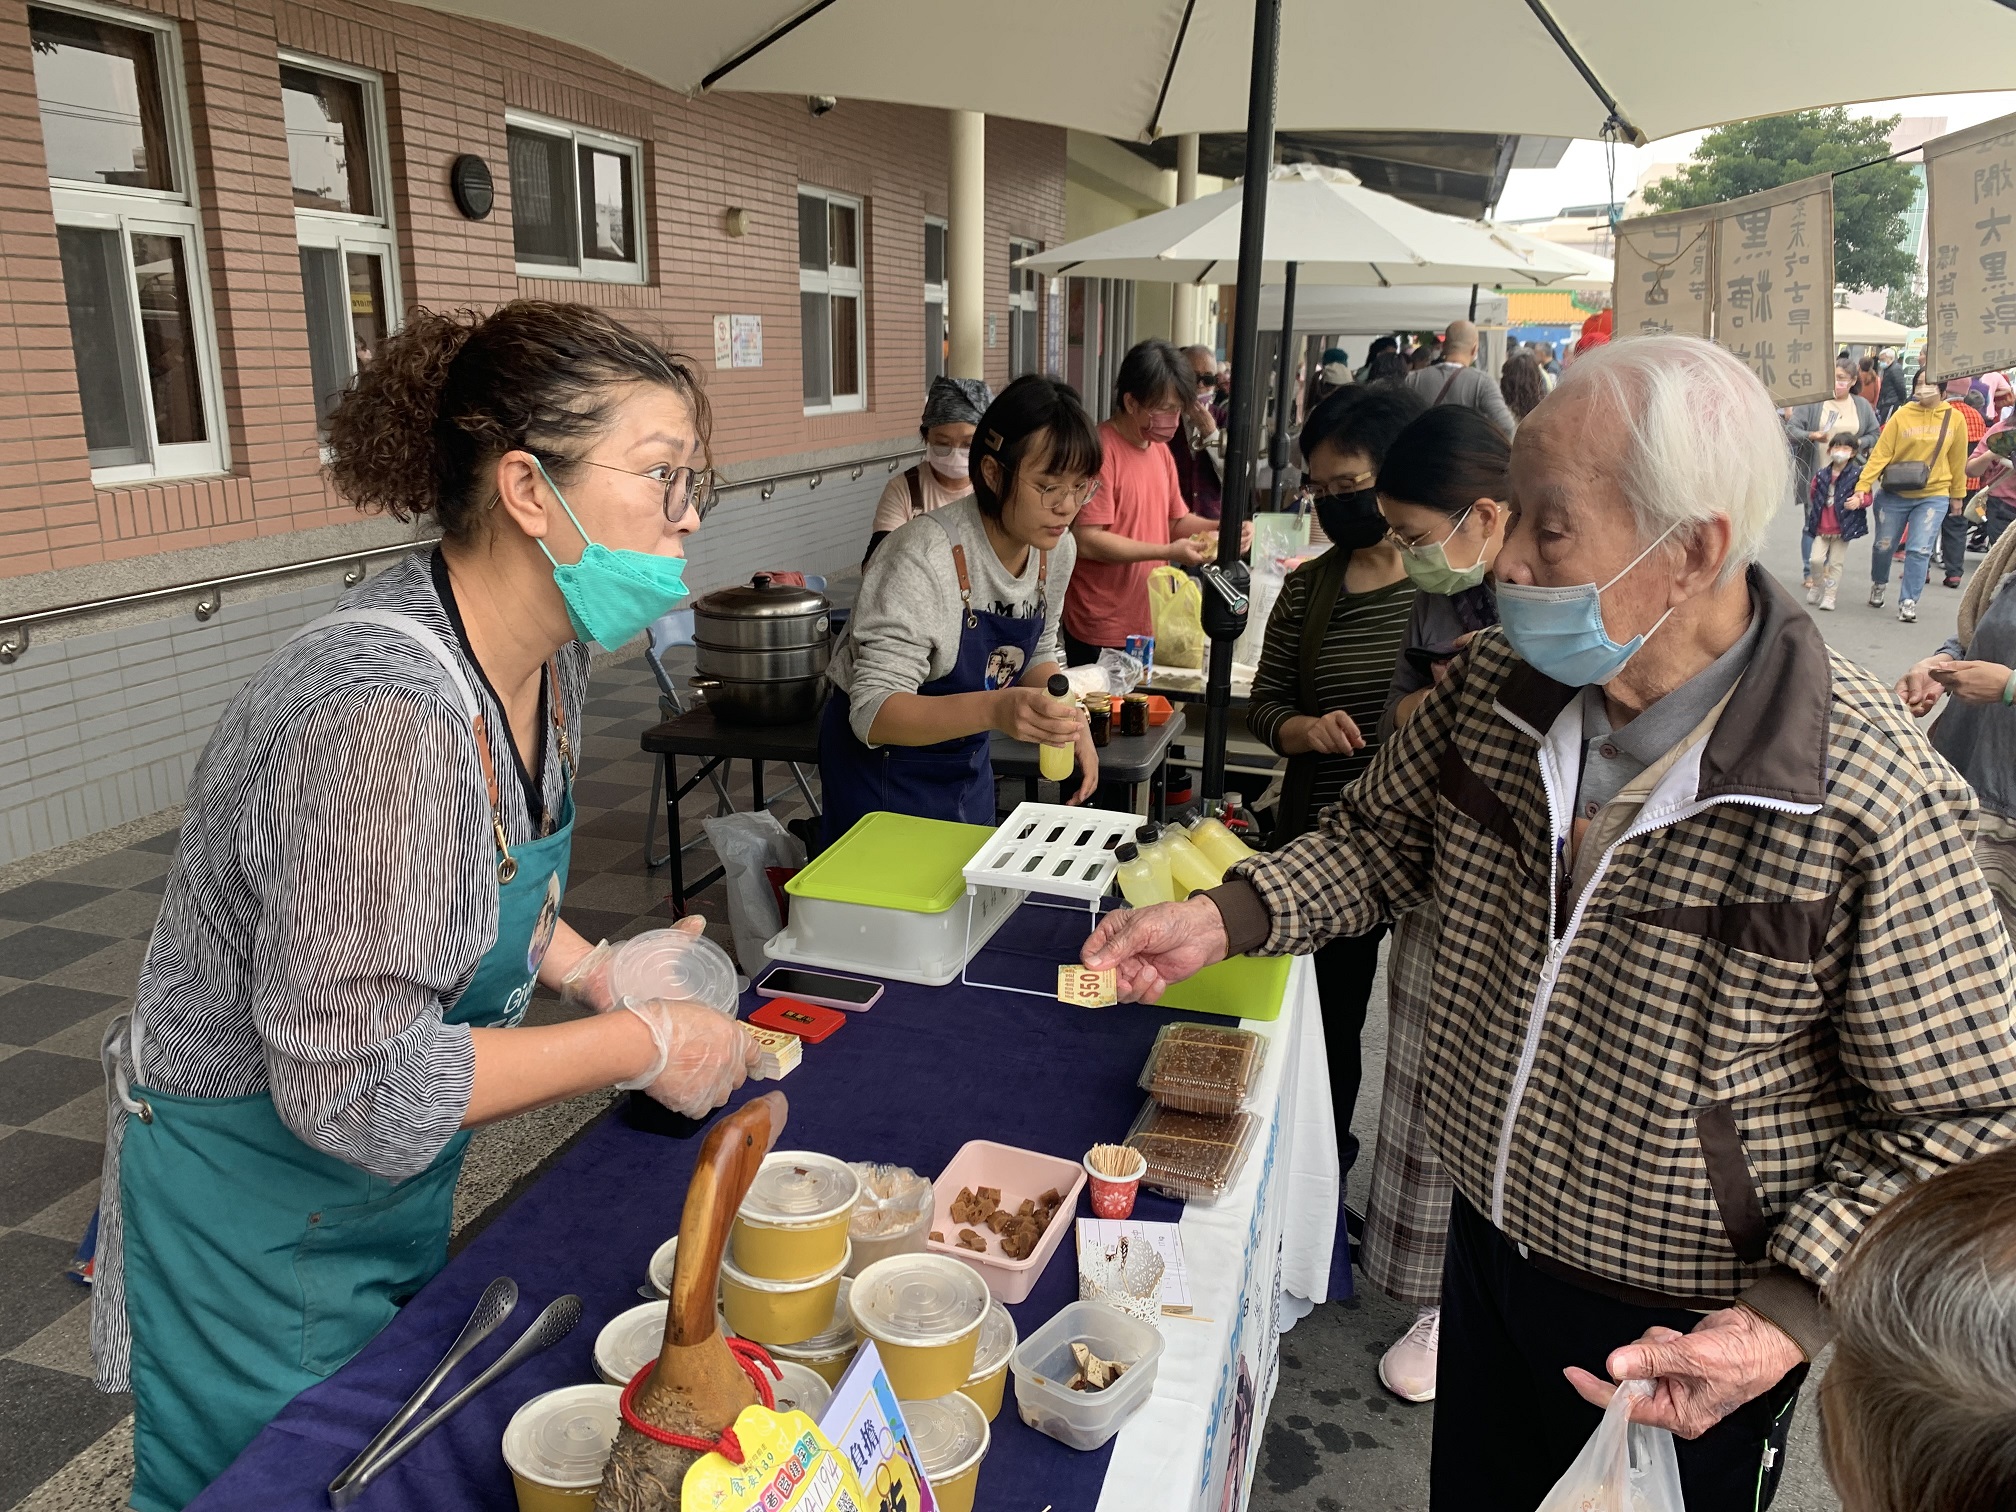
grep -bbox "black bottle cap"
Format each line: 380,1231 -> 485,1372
1047,673 -> 1071,697
1115,842 -> 1139,861
1135,824 -> 1161,843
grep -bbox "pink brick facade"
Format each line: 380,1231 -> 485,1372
0,0 -> 1066,579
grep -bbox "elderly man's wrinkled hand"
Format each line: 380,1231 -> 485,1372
1930,658 -> 2015,705
1896,657 -> 1952,717
1081,897 -> 1228,1002
1563,1306 -> 1803,1439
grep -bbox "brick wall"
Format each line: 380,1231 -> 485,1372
0,0 -> 1066,583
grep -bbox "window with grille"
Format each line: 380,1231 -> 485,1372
1009,238 -> 1042,378
506,111 -> 644,283
800,187 -> 866,413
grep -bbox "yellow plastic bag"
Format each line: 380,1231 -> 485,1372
1147,565 -> 1206,669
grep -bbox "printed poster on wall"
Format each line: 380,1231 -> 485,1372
1923,110 -> 2016,382
1612,207 -> 1715,341
1708,175 -> 1834,406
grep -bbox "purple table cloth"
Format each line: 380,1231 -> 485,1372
188,907 -> 1248,1512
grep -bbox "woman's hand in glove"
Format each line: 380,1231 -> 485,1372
618,997 -> 760,1118
560,915 -> 708,1013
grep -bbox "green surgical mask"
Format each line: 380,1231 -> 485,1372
1397,507 -> 1490,595
532,459 -> 690,649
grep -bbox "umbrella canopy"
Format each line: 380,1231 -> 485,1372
1018,165 -> 1591,287
415,0 -> 2016,146
1257,283 -> 1509,335
1483,233 -> 1612,296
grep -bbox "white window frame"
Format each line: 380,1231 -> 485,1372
923,215 -> 947,385
280,52 -> 401,444
1009,237 -> 1042,379
38,0 -> 227,484
799,185 -> 867,416
505,108 -> 646,284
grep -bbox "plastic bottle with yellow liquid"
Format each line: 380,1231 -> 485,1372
1189,799 -> 1258,876
1157,819 -> 1224,896
1130,824 -> 1175,901
1112,842 -> 1175,907
1039,674 -> 1077,782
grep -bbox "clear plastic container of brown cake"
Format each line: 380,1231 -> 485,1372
1122,1100 -> 1257,1203
1136,1022 -> 1265,1117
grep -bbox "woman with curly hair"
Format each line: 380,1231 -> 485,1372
92,302 -> 758,1511
1498,351 -> 1547,422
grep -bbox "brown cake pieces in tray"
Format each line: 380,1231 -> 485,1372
1140,1023 -> 1263,1117
945,1185 -> 1063,1260
1126,1102 -> 1257,1201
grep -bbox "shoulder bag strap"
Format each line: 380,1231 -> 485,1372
905,465 -> 925,517
1434,366 -> 1464,406
1277,547 -> 1354,842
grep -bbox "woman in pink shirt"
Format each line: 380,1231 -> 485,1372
1061,340 -> 1224,663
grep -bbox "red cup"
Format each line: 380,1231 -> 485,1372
1082,1149 -> 1147,1220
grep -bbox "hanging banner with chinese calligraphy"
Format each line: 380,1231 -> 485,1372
1707,175 -> 1835,406
1923,111 -> 2016,382
1613,207 -> 1715,341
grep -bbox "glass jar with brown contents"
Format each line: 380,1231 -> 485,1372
1085,693 -> 1112,747
1120,694 -> 1150,738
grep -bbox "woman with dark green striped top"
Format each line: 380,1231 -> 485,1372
1247,382 -> 1427,1205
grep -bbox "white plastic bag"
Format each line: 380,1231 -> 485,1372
700,810 -> 805,976
1535,1380 -> 1684,1512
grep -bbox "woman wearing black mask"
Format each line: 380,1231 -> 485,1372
1246,382 -> 1427,1200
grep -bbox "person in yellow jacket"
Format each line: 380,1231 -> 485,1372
1852,367 -> 1972,623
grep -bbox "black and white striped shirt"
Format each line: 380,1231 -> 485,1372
93,550 -> 588,1390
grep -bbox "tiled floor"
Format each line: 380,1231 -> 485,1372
0,651 -> 793,1512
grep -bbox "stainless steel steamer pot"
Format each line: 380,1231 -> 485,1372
688,573 -> 831,724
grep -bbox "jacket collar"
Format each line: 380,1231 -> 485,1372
1497,565 -> 1830,807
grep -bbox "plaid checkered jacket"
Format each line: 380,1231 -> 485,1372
1221,569 -> 2016,1328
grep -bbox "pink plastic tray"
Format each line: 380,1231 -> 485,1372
926,1139 -> 1087,1304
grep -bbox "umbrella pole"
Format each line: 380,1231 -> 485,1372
1267,261 -> 1299,510
1201,0 -> 1281,802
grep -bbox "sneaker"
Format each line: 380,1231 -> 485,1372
1805,581 -> 1821,605
1378,1307 -> 1440,1403
1821,590 -> 1837,611
1945,573 -> 1964,589
1899,599 -> 1918,623
1869,584 -> 1887,607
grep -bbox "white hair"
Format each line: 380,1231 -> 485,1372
1550,334 -> 1789,583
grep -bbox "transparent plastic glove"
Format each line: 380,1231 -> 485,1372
617,997 -> 761,1117
559,941 -> 617,1013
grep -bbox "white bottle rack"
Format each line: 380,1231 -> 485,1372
959,801 -> 1140,996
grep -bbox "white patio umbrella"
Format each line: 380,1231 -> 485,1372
1832,306 -> 1913,346
1018,165 -> 1591,287
408,0 -> 2016,792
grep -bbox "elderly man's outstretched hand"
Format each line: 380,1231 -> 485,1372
1563,1306 -> 1804,1439
1081,896 -> 1229,1002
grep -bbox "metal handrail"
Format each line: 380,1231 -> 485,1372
0,445 -> 927,663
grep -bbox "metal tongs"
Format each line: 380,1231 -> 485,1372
327,1277 -> 583,1508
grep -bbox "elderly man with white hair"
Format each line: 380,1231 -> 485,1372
1085,335 -> 2016,1510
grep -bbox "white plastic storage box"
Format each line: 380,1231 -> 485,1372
1010,1300 -> 1165,1450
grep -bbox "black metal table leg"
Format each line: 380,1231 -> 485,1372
667,752 -> 687,914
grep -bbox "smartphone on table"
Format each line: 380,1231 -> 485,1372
753,965 -> 884,1012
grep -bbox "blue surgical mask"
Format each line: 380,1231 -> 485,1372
533,459 -> 690,649
1494,525 -> 1678,687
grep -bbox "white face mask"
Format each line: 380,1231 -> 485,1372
926,442 -> 971,480
1830,449 -> 1854,463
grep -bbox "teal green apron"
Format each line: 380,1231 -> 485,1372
114,611 -> 575,1512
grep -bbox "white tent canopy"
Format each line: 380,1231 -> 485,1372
1256,284 -> 1507,335
414,0 -> 2016,146
1018,165 -> 1591,287
1831,305 -> 1914,345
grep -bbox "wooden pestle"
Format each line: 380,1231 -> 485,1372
597,1092 -> 787,1512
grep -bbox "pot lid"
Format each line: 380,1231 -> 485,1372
502,1385 -> 621,1489
741,1152 -> 861,1227
693,574 -> 830,618
902,1392 -> 990,1482
849,1254 -> 989,1346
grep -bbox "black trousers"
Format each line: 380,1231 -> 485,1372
1062,629 -> 1116,667
1314,925 -> 1387,1178
1432,1193 -> 1805,1512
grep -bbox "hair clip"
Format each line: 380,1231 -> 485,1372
984,429 -> 1004,451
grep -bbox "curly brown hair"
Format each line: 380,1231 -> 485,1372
325,301 -> 711,540
1499,352 -> 1547,421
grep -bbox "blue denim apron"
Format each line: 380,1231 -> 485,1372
819,535 -> 1047,844
113,611 -> 574,1511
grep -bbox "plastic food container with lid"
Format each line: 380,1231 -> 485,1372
764,1276 -> 859,1386
899,1392 -> 991,1512
955,1301 -> 1018,1421
770,1359 -> 835,1420
850,1253 -> 991,1400
593,1300 -> 668,1387
1010,1300 -> 1165,1451
1138,1021 -> 1266,1117
606,928 -> 741,1017
733,1151 -> 861,1280
765,813 -> 1021,986
720,1242 -> 850,1346
501,1383 -> 622,1512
